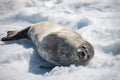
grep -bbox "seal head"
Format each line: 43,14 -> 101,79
74,42 -> 94,65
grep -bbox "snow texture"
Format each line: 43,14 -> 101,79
0,0 -> 120,80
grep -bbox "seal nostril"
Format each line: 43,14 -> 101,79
81,51 -> 85,57
77,51 -> 85,58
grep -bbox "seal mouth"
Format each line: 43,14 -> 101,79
77,50 -> 88,62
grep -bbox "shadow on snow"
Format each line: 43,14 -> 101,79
1,39 -> 54,75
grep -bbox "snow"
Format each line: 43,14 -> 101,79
0,0 -> 120,80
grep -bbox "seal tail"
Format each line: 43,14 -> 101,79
1,27 -> 30,41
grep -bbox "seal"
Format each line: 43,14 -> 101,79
1,22 -> 94,66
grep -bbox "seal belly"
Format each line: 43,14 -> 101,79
27,22 -> 66,65
39,33 -> 76,66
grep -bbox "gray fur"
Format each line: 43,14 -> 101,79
1,22 -> 94,66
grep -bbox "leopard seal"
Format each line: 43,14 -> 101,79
1,22 -> 94,66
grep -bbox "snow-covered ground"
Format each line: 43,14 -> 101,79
0,0 -> 120,80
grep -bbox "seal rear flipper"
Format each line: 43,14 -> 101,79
7,31 -> 17,36
1,27 -> 30,41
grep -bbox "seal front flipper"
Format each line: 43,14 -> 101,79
39,64 -> 56,69
1,27 -> 30,41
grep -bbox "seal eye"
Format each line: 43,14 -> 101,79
81,45 -> 86,49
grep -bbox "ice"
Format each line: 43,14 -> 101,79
0,0 -> 120,80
